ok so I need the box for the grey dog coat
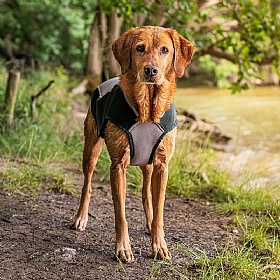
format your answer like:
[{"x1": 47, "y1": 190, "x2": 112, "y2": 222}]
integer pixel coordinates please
[{"x1": 91, "y1": 77, "x2": 178, "y2": 166}]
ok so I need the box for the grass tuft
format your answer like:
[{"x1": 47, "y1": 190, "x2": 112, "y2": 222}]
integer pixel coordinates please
[
  {"x1": 0, "y1": 162, "x2": 75, "y2": 195},
  {"x1": 182, "y1": 244, "x2": 263, "y2": 279}
]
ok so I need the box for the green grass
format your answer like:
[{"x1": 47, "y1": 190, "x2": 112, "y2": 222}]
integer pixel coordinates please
[
  {"x1": 167, "y1": 137, "x2": 234, "y2": 201},
  {"x1": 0, "y1": 161, "x2": 75, "y2": 195},
  {"x1": 178, "y1": 243, "x2": 278, "y2": 279}
]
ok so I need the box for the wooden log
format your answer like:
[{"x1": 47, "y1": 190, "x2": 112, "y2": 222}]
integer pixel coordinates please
[
  {"x1": 4, "y1": 70, "x2": 20, "y2": 127},
  {"x1": 177, "y1": 108, "x2": 232, "y2": 151}
]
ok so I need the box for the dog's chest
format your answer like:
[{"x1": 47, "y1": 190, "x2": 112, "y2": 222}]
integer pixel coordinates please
[{"x1": 91, "y1": 78, "x2": 177, "y2": 166}]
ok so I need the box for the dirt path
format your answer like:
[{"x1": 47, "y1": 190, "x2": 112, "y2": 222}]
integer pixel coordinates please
[{"x1": 0, "y1": 168, "x2": 234, "y2": 280}]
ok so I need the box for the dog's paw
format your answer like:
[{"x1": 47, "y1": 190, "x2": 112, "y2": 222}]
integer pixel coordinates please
[
  {"x1": 153, "y1": 247, "x2": 171, "y2": 260},
  {"x1": 71, "y1": 215, "x2": 88, "y2": 231},
  {"x1": 116, "y1": 243, "x2": 134, "y2": 263},
  {"x1": 152, "y1": 240, "x2": 171, "y2": 260},
  {"x1": 116, "y1": 249, "x2": 134, "y2": 263}
]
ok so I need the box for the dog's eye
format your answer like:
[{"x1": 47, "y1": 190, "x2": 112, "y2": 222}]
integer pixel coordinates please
[
  {"x1": 161, "y1": 47, "x2": 169, "y2": 54},
  {"x1": 136, "y1": 45, "x2": 145, "y2": 52}
]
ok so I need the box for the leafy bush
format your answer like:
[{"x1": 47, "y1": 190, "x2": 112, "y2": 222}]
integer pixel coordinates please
[{"x1": 0, "y1": 0, "x2": 96, "y2": 72}]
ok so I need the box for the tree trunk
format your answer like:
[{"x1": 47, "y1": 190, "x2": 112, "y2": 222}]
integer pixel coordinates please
[
  {"x1": 85, "y1": 9, "x2": 105, "y2": 92},
  {"x1": 5, "y1": 70, "x2": 20, "y2": 127},
  {"x1": 71, "y1": 10, "x2": 121, "y2": 94},
  {"x1": 107, "y1": 12, "x2": 121, "y2": 78}
]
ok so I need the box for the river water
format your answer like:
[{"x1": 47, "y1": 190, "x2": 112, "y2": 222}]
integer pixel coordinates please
[{"x1": 174, "y1": 86, "x2": 280, "y2": 188}]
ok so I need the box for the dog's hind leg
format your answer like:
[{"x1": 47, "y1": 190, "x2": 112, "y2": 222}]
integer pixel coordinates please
[
  {"x1": 140, "y1": 165, "x2": 153, "y2": 234},
  {"x1": 72, "y1": 108, "x2": 104, "y2": 231}
]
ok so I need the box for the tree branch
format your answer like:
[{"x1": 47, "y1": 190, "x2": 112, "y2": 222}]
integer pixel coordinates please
[
  {"x1": 200, "y1": 45, "x2": 275, "y2": 65},
  {"x1": 30, "y1": 80, "x2": 54, "y2": 120},
  {"x1": 201, "y1": 45, "x2": 236, "y2": 63}
]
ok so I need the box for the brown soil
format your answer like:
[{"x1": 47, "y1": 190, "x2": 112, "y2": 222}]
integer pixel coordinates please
[{"x1": 0, "y1": 167, "x2": 235, "y2": 280}]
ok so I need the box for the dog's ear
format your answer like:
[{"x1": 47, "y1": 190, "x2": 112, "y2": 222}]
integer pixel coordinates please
[
  {"x1": 169, "y1": 30, "x2": 195, "y2": 78},
  {"x1": 112, "y1": 30, "x2": 136, "y2": 74}
]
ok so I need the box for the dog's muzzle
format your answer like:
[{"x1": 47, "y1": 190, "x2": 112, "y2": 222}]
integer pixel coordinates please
[
  {"x1": 144, "y1": 65, "x2": 159, "y2": 83},
  {"x1": 144, "y1": 65, "x2": 158, "y2": 77}
]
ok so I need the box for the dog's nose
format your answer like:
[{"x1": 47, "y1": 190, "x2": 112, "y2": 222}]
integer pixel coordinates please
[{"x1": 144, "y1": 65, "x2": 158, "y2": 77}]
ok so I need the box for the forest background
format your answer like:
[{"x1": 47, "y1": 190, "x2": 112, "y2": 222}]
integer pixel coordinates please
[{"x1": 0, "y1": 0, "x2": 279, "y2": 92}]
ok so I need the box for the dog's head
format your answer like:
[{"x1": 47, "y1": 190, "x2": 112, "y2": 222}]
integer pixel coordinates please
[{"x1": 112, "y1": 26, "x2": 195, "y2": 85}]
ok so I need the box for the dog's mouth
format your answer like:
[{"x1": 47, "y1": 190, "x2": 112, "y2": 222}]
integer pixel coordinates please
[
  {"x1": 142, "y1": 76, "x2": 165, "y2": 85},
  {"x1": 143, "y1": 77, "x2": 158, "y2": 84}
]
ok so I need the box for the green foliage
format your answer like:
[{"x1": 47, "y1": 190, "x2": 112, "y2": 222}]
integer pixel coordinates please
[
  {"x1": 99, "y1": 0, "x2": 197, "y2": 29},
  {"x1": 100, "y1": 0, "x2": 146, "y2": 24},
  {"x1": 0, "y1": 67, "x2": 83, "y2": 163},
  {"x1": 0, "y1": 0, "x2": 96, "y2": 71},
  {"x1": 192, "y1": 0, "x2": 280, "y2": 92},
  {"x1": 199, "y1": 55, "x2": 240, "y2": 88},
  {"x1": 112, "y1": 0, "x2": 280, "y2": 92},
  {"x1": 1, "y1": 1, "x2": 279, "y2": 90}
]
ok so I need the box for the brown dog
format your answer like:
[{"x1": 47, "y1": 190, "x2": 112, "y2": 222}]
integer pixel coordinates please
[{"x1": 72, "y1": 26, "x2": 194, "y2": 262}]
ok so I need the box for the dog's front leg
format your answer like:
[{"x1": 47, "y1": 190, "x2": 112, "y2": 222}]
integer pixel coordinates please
[
  {"x1": 72, "y1": 110, "x2": 104, "y2": 231},
  {"x1": 150, "y1": 129, "x2": 176, "y2": 260},
  {"x1": 110, "y1": 161, "x2": 134, "y2": 263},
  {"x1": 151, "y1": 163, "x2": 171, "y2": 260},
  {"x1": 105, "y1": 122, "x2": 134, "y2": 263}
]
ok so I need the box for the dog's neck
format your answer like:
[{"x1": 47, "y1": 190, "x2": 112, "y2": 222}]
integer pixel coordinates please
[{"x1": 120, "y1": 75, "x2": 176, "y2": 123}]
